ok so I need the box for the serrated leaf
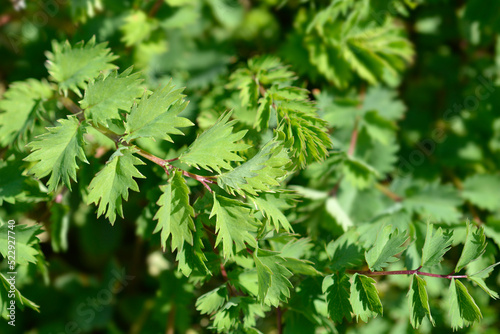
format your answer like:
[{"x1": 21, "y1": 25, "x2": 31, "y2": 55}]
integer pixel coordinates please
[
  {"x1": 323, "y1": 273, "x2": 353, "y2": 323},
  {"x1": 210, "y1": 194, "x2": 260, "y2": 258},
  {"x1": 448, "y1": 279, "x2": 482, "y2": 330},
  {"x1": 255, "y1": 91, "x2": 273, "y2": 131},
  {"x1": 46, "y1": 37, "x2": 118, "y2": 96},
  {"x1": 180, "y1": 112, "x2": 250, "y2": 173},
  {"x1": 350, "y1": 273, "x2": 383, "y2": 322},
  {"x1": 87, "y1": 147, "x2": 145, "y2": 224},
  {"x1": 421, "y1": 223, "x2": 453, "y2": 268},
  {"x1": 153, "y1": 170, "x2": 195, "y2": 252},
  {"x1": 0, "y1": 159, "x2": 28, "y2": 205},
  {"x1": 218, "y1": 138, "x2": 290, "y2": 196},
  {"x1": 254, "y1": 249, "x2": 293, "y2": 307},
  {"x1": 0, "y1": 222, "x2": 42, "y2": 265},
  {"x1": 408, "y1": 274, "x2": 434, "y2": 329},
  {"x1": 342, "y1": 156, "x2": 378, "y2": 189},
  {"x1": 176, "y1": 217, "x2": 211, "y2": 277},
  {"x1": 123, "y1": 82, "x2": 193, "y2": 143},
  {"x1": 326, "y1": 231, "x2": 365, "y2": 271},
  {"x1": 455, "y1": 222, "x2": 486, "y2": 273},
  {"x1": 365, "y1": 225, "x2": 408, "y2": 271},
  {"x1": 196, "y1": 286, "x2": 228, "y2": 315},
  {"x1": 24, "y1": 116, "x2": 88, "y2": 192},
  {"x1": 0, "y1": 273, "x2": 39, "y2": 313},
  {"x1": 325, "y1": 196, "x2": 354, "y2": 231},
  {"x1": 0, "y1": 79, "x2": 53, "y2": 146},
  {"x1": 80, "y1": 68, "x2": 144, "y2": 126},
  {"x1": 469, "y1": 262, "x2": 500, "y2": 299},
  {"x1": 462, "y1": 174, "x2": 500, "y2": 211},
  {"x1": 249, "y1": 191, "x2": 296, "y2": 232}
]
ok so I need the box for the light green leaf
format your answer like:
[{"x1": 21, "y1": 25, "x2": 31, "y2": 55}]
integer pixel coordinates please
[
  {"x1": 25, "y1": 116, "x2": 88, "y2": 192},
  {"x1": 180, "y1": 112, "x2": 250, "y2": 173},
  {"x1": 455, "y1": 222, "x2": 486, "y2": 273},
  {"x1": 448, "y1": 279, "x2": 482, "y2": 330},
  {"x1": 468, "y1": 262, "x2": 500, "y2": 299},
  {"x1": 217, "y1": 138, "x2": 290, "y2": 196},
  {"x1": 404, "y1": 182, "x2": 462, "y2": 224},
  {"x1": 462, "y1": 174, "x2": 500, "y2": 211},
  {"x1": 196, "y1": 286, "x2": 228, "y2": 315},
  {"x1": 362, "y1": 110, "x2": 397, "y2": 145},
  {"x1": 121, "y1": 10, "x2": 157, "y2": 46},
  {"x1": 46, "y1": 37, "x2": 118, "y2": 96},
  {"x1": 365, "y1": 225, "x2": 408, "y2": 271},
  {"x1": 362, "y1": 87, "x2": 406, "y2": 121},
  {"x1": 123, "y1": 82, "x2": 193, "y2": 143},
  {"x1": 323, "y1": 272, "x2": 353, "y2": 323},
  {"x1": 87, "y1": 147, "x2": 145, "y2": 224},
  {"x1": 0, "y1": 79, "x2": 53, "y2": 146},
  {"x1": 350, "y1": 273, "x2": 383, "y2": 322},
  {"x1": 249, "y1": 191, "x2": 296, "y2": 232},
  {"x1": 80, "y1": 68, "x2": 144, "y2": 126},
  {"x1": 421, "y1": 223, "x2": 453, "y2": 268},
  {"x1": 254, "y1": 249, "x2": 293, "y2": 307},
  {"x1": 325, "y1": 196, "x2": 354, "y2": 231},
  {"x1": 210, "y1": 194, "x2": 260, "y2": 258},
  {"x1": 326, "y1": 231, "x2": 365, "y2": 271},
  {"x1": 342, "y1": 156, "x2": 379, "y2": 189},
  {"x1": 0, "y1": 273, "x2": 39, "y2": 313},
  {"x1": 408, "y1": 274, "x2": 434, "y2": 329},
  {"x1": 0, "y1": 222, "x2": 42, "y2": 265},
  {"x1": 153, "y1": 170, "x2": 195, "y2": 252}
]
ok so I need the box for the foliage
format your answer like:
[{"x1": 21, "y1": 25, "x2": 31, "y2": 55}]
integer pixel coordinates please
[{"x1": 0, "y1": 0, "x2": 499, "y2": 333}]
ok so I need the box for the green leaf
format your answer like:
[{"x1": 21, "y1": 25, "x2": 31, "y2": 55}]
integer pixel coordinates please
[
  {"x1": 180, "y1": 112, "x2": 250, "y2": 173},
  {"x1": 217, "y1": 138, "x2": 290, "y2": 196},
  {"x1": 254, "y1": 249, "x2": 293, "y2": 307},
  {"x1": 80, "y1": 68, "x2": 144, "y2": 126},
  {"x1": 342, "y1": 155, "x2": 379, "y2": 189},
  {"x1": 153, "y1": 170, "x2": 195, "y2": 252},
  {"x1": 461, "y1": 174, "x2": 500, "y2": 211},
  {"x1": 421, "y1": 223, "x2": 453, "y2": 268},
  {"x1": 362, "y1": 110, "x2": 397, "y2": 145},
  {"x1": 0, "y1": 79, "x2": 53, "y2": 146},
  {"x1": 196, "y1": 286, "x2": 228, "y2": 315},
  {"x1": 121, "y1": 10, "x2": 157, "y2": 46},
  {"x1": 468, "y1": 262, "x2": 500, "y2": 299},
  {"x1": 0, "y1": 159, "x2": 29, "y2": 205},
  {"x1": 46, "y1": 37, "x2": 118, "y2": 96},
  {"x1": 176, "y1": 217, "x2": 211, "y2": 277},
  {"x1": 0, "y1": 222, "x2": 42, "y2": 265},
  {"x1": 325, "y1": 197, "x2": 354, "y2": 231},
  {"x1": 448, "y1": 279, "x2": 482, "y2": 330},
  {"x1": 249, "y1": 191, "x2": 296, "y2": 232},
  {"x1": 322, "y1": 272, "x2": 353, "y2": 323},
  {"x1": 365, "y1": 225, "x2": 408, "y2": 271},
  {"x1": 0, "y1": 273, "x2": 39, "y2": 313},
  {"x1": 24, "y1": 116, "x2": 88, "y2": 192},
  {"x1": 123, "y1": 82, "x2": 193, "y2": 143},
  {"x1": 350, "y1": 273, "x2": 383, "y2": 322},
  {"x1": 326, "y1": 231, "x2": 365, "y2": 271},
  {"x1": 362, "y1": 87, "x2": 406, "y2": 121},
  {"x1": 408, "y1": 274, "x2": 434, "y2": 329},
  {"x1": 87, "y1": 147, "x2": 145, "y2": 224},
  {"x1": 210, "y1": 194, "x2": 260, "y2": 258},
  {"x1": 404, "y1": 182, "x2": 462, "y2": 224},
  {"x1": 455, "y1": 222, "x2": 486, "y2": 273}
]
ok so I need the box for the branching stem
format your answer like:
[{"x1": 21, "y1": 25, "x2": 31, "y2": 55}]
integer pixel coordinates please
[{"x1": 347, "y1": 269, "x2": 468, "y2": 280}]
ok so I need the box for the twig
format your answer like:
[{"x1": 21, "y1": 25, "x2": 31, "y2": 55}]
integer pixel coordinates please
[
  {"x1": 347, "y1": 269, "x2": 468, "y2": 280},
  {"x1": 375, "y1": 183, "x2": 403, "y2": 202}
]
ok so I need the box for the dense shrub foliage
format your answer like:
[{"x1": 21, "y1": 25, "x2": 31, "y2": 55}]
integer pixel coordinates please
[{"x1": 0, "y1": 0, "x2": 499, "y2": 333}]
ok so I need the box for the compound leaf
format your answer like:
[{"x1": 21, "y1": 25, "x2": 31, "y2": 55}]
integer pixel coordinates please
[
  {"x1": 421, "y1": 223, "x2": 453, "y2": 268},
  {"x1": 124, "y1": 81, "x2": 193, "y2": 143},
  {"x1": 80, "y1": 67, "x2": 144, "y2": 126},
  {"x1": 365, "y1": 225, "x2": 408, "y2": 271},
  {"x1": 25, "y1": 116, "x2": 88, "y2": 192},
  {"x1": 254, "y1": 249, "x2": 293, "y2": 307},
  {"x1": 87, "y1": 147, "x2": 145, "y2": 224},
  {"x1": 180, "y1": 112, "x2": 250, "y2": 173},
  {"x1": 408, "y1": 274, "x2": 434, "y2": 329},
  {"x1": 46, "y1": 37, "x2": 118, "y2": 96},
  {"x1": 210, "y1": 194, "x2": 260, "y2": 258},
  {"x1": 153, "y1": 170, "x2": 195, "y2": 252},
  {"x1": 455, "y1": 222, "x2": 486, "y2": 273}
]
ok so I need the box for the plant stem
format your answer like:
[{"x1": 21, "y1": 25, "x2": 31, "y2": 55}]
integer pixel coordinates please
[
  {"x1": 347, "y1": 269, "x2": 468, "y2": 280},
  {"x1": 375, "y1": 183, "x2": 403, "y2": 202},
  {"x1": 277, "y1": 306, "x2": 283, "y2": 334}
]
